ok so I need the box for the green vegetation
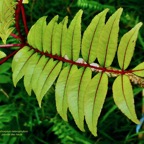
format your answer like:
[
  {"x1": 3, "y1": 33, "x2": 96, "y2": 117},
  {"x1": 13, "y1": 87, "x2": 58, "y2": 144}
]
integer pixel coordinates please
[{"x1": 0, "y1": 0, "x2": 144, "y2": 143}]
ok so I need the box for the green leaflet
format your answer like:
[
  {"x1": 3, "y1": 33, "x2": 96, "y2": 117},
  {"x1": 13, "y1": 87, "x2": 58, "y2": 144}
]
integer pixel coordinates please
[
  {"x1": 35, "y1": 59, "x2": 62, "y2": 107},
  {"x1": 0, "y1": 26, "x2": 14, "y2": 44},
  {"x1": 0, "y1": 51, "x2": 6, "y2": 59},
  {"x1": 43, "y1": 16, "x2": 59, "y2": 53},
  {"x1": 81, "y1": 9, "x2": 109, "y2": 64},
  {"x1": 117, "y1": 22, "x2": 142, "y2": 70},
  {"x1": 132, "y1": 62, "x2": 144, "y2": 77},
  {"x1": 55, "y1": 65, "x2": 78, "y2": 121},
  {"x1": 12, "y1": 46, "x2": 34, "y2": 86},
  {"x1": 66, "y1": 10, "x2": 83, "y2": 61},
  {"x1": 112, "y1": 75, "x2": 139, "y2": 124},
  {"x1": 97, "y1": 8, "x2": 123, "y2": 67},
  {"x1": 32, "y1": 55, "x2": 49, "y2": 93},
  {"x1": 24, "y1": 53, "x2": 41, "y2": 95},
  {"x1": 12, "y1": 46, "x2": 30, "y2": 71},
  {"x1": 84, "y1": 73, "x2": 108, "y2": 136},
  {"x1": 52, "y1": 16, "x2": 68, "y2": 57},
  {"x1": 27, "y1": 16, "x2": 47, "y2": 51},
  {"x1": 66, "y1": 67, "x2": 92, "y2": 131}
]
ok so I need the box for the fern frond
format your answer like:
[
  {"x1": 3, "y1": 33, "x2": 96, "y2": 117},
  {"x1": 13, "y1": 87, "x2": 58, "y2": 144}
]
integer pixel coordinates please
[
  {"x1": 0, "y1": 0, "x2": 16, "y2": 44},
  {"x1": 77, "y1": 0, "x2": 115, "y2": 13},
  {"x1": 50, "y1": 116, "x2": 93, "y2": 144},
  {"x1": 12, "y1": 8, "x2": 143, "y2": 136}
]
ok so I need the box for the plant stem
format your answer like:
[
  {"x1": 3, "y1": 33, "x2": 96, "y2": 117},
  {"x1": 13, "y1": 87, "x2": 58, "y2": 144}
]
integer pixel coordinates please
[
  {"x1": 10, "y1": 33, "x2": 21, "y2": 40},
  {"x1": 0, "y1": 43, "x2": 26, "y2": 65},
  {"x1": 0, "y1": 44, "x2": 22, "y2": 48},
  {"x1": 15, "y1": 0, "x2": 25, "y2": 42},
  {"x1": 32, "y1": 47, "x2": 124, "y2": 75},
  {"x1": 28, "y1": 46, "x2": 144, "y2": 87},
  {"x1": 21, "y1": 4, "x2": 29, "y2": 35},
  {"x1": 0, "y1": 49, "x2": 20, "y2": 64}
]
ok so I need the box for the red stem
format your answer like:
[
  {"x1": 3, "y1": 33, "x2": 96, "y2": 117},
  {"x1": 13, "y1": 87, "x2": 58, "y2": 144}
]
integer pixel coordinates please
[
  {"x1": 21, "y1": 4, "x2": 29, "y2": 35},
  {"x1": 0, "y1": 49, "x2": 20, "y2": 64},
  {"x1": 31, "y1": 47, "x2": 133, "y2": 75},
  {"x1": 15, "y1": 0, "x2": 24, "y2": 42},
  {"x1": 10, "y1": 33, "x2": 21, "y2": 40}
]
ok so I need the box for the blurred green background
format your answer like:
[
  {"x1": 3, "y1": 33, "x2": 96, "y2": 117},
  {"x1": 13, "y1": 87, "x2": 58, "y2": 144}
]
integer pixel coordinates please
[{"x1": 0, "y1": 0, "x2": 144, "y2": 143}]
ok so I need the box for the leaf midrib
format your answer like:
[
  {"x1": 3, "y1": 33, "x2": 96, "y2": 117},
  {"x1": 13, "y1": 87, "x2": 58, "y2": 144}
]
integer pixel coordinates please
[
  {"x1": 103, "y1": 18, "x2": 116, "y2": 67},
  {"x1": 62, "y1": 65, "x2": 72, "y2": 115},
  {"x1": 121, "y1": 75, "x2": 133, "y2": 118},
  {"x1": 122, "y1": 29, "x2": 137, "y2": 70},
  {"x1": 92, "y1": 73, "x2": 103, "y2": 126},
  {"x1": 87, "y1": 18, "x2": 101, "y2": 63},
  {"x1": 77, "y1": 68, "x2": 85, "y2": 123},
  {"x1": 39, "y1": 60, "x2": 60, "y2": 97}
]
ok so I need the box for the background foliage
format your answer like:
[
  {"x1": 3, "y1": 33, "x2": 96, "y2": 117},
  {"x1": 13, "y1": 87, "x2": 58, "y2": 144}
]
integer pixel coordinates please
[{"x1": 0, "y1": 0, "x2": 144, "y2": 143}]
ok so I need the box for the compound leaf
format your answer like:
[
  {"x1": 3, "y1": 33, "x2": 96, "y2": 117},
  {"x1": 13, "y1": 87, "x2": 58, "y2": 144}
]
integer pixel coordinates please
[{"x1": 11, "y1": 8, "x2": 142, "y2": 137}]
